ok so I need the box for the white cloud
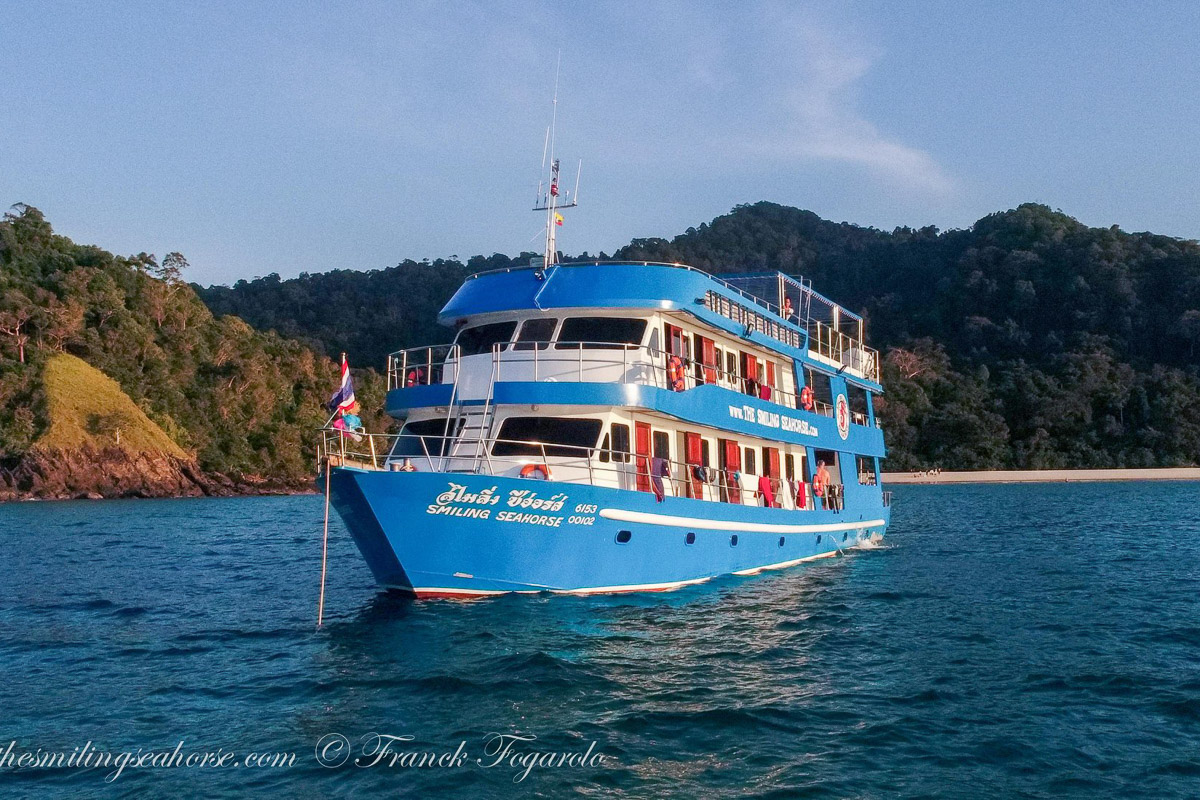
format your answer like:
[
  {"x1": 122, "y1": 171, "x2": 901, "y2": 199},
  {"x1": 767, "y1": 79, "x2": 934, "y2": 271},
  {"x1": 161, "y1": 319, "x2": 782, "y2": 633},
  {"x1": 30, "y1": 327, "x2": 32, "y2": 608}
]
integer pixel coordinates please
[{"x1": 747, "y1": 21, "x2": 955, "y2": 195}]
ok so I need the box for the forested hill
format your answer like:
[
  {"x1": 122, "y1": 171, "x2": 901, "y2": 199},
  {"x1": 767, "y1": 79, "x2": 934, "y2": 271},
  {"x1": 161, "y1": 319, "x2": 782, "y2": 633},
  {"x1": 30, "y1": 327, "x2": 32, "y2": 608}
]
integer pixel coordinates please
[
  {"x1": 199, "y1": 201, "x2": 1200, "y2": 470},
  {"x1": 0, "y1": 205, "x2": 386, "y2": 497},
  {"x1": 197, "y1": 253, "x2": 533, "y2": 368}
]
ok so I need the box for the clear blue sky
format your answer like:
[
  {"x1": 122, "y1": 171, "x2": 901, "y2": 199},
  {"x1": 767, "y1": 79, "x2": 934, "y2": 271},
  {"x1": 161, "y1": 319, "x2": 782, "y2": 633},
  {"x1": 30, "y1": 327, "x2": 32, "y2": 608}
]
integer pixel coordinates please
[{"x1": 4, "y1": 1, "x2": 1199, "y2": 285}]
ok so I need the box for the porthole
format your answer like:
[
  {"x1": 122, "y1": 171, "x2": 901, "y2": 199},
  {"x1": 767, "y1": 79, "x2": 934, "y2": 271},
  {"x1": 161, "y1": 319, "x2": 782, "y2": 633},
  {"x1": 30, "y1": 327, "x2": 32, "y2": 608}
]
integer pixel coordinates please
[
  {"x1": 616, "y1": 530, "x2": 632, "y2": 544},
  {"x1": 778, "y1": 536, "x2": 785, "y2": 547},
  {"x1": 842, "y1": 532, "x2": 848, "y2": 542},
  {"x1": 685, "y1": 532, "x2": 696, "y2": 545},
  {"x1": 816, "y1": 534, "x2": 822, "y2": 544},
  {"x1": 730, "y1": 534, "x2": 739, "y2": 547}
]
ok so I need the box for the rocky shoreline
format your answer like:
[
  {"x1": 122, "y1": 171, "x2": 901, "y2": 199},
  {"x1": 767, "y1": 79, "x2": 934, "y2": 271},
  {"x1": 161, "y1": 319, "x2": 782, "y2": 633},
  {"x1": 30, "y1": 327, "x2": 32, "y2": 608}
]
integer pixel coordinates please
[{"x1": 0, "y1": 446, "x2": 313, "y2": 502}]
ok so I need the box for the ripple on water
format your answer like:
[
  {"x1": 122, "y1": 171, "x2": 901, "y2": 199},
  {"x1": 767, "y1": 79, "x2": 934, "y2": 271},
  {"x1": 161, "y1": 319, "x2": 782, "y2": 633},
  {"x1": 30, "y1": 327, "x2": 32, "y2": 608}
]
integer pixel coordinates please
[{"x1": 1, "y1": 484, "x2": 1200, "y2": 798}]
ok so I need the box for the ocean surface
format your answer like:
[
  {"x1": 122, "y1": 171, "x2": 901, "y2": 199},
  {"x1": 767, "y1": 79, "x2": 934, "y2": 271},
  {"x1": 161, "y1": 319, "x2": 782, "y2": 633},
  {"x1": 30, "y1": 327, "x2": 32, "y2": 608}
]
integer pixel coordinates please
[{"x1": 2, "y1": 483, "x2": 1200, "y2": 798}]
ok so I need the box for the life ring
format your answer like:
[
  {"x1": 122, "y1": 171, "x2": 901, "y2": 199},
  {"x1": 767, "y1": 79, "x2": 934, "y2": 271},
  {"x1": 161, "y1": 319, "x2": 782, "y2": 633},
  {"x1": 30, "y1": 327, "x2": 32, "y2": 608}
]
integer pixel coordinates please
[
  {"x1": 667, "y1": 355, "x2": 685, "y2": 392},
  {"x1": 800, "y1": 385, "x2": 814, "y2": 411},
  {"x1": 520, "y1": 463, "x2": 552, "y2": 480}
]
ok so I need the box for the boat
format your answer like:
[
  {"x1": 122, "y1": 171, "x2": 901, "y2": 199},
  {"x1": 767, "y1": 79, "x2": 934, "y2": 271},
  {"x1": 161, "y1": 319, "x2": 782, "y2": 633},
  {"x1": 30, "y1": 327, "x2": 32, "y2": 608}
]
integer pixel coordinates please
[{"x1": 318, "y1": 144, "x2": 891, "y2": 598}]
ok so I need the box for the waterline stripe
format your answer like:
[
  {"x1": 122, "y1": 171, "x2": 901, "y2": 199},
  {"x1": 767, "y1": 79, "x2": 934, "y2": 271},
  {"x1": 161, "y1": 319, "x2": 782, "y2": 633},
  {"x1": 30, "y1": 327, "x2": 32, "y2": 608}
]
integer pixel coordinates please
[{"x1": 598, "y1": 509, "x2": 886, "y2": 534}]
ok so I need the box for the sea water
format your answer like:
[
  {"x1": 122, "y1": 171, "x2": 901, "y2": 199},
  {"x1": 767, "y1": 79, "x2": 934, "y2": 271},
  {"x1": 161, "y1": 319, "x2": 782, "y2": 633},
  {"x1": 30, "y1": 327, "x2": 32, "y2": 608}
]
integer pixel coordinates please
[{"x1": 1, "y1": 483, "x2": 1199, "y2": 797}]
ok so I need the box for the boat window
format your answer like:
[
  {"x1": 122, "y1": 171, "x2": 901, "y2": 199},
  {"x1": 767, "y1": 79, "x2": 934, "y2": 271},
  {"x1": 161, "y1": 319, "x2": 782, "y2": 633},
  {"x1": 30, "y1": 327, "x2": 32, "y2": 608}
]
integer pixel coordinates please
[
  {"x1": 598, "y1": 433, "x2": 611, "y2": 463},
  {"x1": 652, "y1": 431, "x2": 670, "y2": 461},
  {"x1": 726, "y1": 351, "x2": 738, "y2": 384},
  {"x1": 856, "y1": 455, "x2": 878, "y2": 485},
  {"x1": 700, "y1": 439, "x2": 711, "y2": 468},
  {"x1": 556, "y1": 317, "x2": 648, "y2": 350},
  {"x1": 847, "y1": 384, "x2": 870, "y2": 425},
  {"x1": 743, "y1": 447, "x2": 756, "y2": 475},
  {"x1": 804, "y1": 367, "x2": 834, "y2": 410},
  {"x1": 813, "y1": 449, "x2": 841, "y2": 484},
  {"x1": 610, "y1": 423, "x2": 631, "y2": 463},
  {"x1": 491, "y1": 417, "x2": 604, "y2": 458},
  {"x1": 513, "y1": 318, "x2": 557, "y2": 351},
  {"x1": 785, "y1": 453, "x2": 795, "y2": 481},
  {"x1": 456, "y1": 321, "x2": 517, "y2": 356},
  {"x1": 395, "y1": 417, "x2": 466, "y2": 458}
]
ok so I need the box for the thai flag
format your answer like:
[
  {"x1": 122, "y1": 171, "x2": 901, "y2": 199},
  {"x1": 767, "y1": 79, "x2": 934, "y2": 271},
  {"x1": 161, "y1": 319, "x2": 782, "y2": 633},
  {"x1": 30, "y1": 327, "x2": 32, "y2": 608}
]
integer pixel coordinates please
[{"x1": 327, "y1": 354, "x2": 355, "y2": 412}]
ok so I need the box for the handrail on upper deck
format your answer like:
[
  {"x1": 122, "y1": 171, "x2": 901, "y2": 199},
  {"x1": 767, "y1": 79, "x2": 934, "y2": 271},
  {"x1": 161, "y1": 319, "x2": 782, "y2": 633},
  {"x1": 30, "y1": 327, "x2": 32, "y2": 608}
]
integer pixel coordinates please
[{"x1": 384, "y1": 339, "x2": 893, "y2": 429}]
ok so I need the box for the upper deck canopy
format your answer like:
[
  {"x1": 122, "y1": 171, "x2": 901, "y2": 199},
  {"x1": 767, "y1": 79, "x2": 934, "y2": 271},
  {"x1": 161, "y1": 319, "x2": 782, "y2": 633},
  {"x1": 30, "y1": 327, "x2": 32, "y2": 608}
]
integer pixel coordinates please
[{"x1": 439, "y1": 261, "x2": 878, "y2": 383}]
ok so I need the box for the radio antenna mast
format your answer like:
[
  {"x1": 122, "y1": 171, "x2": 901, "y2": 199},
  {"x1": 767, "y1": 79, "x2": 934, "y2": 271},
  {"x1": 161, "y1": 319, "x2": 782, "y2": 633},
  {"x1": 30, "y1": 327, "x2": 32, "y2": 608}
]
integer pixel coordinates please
[{"x1": 532, "y1": 54, "x2": 579, "y2": 273}]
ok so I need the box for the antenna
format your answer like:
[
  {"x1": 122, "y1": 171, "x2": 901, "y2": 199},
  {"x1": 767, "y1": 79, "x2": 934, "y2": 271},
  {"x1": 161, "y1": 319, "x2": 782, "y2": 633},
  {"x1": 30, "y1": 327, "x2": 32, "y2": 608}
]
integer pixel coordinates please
[{"x1": 531, "y1": 53, "x2": 579, "y2": 272}]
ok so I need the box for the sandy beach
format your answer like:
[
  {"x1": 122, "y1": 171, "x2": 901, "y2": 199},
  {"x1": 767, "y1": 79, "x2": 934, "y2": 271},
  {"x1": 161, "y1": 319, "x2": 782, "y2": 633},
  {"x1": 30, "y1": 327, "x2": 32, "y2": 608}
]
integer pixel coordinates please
[{"x1": 883, "y1": 468, "x2": 1200, "y2": 484}]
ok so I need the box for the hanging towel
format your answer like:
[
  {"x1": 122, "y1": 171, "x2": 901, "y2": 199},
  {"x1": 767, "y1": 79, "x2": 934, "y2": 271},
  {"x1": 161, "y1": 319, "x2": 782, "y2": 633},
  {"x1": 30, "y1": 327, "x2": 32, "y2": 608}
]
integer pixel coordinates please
[
  {"x1": 793, "y1": 480, "x2": 807, "y2": 509},
  {"x1": 758, "y1": 385, "x2": 772, "y2": 401},
  {"x1": 650, "y1": 457, "x2": 668, "y2": 502},
  {"x1": 757, "y1": 475, "x2": 775, "y2": 507}
]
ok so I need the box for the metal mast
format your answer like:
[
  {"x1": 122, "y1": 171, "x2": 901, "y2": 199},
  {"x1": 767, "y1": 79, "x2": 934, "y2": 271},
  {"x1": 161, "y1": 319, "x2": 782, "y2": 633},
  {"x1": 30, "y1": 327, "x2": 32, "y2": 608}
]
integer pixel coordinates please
[{"x1": 533, "y1": 58, "x2": 579, "y2": 270}]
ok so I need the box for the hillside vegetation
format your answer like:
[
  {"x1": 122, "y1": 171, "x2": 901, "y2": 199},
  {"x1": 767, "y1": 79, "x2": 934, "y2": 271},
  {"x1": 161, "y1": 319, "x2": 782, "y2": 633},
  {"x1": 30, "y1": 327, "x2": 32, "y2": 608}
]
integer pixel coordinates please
[
  {"x1": 200, "y1": 202, "x2": 1200, "y2": 470},
  {"x1": 38, "y1": 353, "x2": 186, "y2": 457},
  {"x1": 0, "y1": 205, "x2": 386, "y2": 489}
]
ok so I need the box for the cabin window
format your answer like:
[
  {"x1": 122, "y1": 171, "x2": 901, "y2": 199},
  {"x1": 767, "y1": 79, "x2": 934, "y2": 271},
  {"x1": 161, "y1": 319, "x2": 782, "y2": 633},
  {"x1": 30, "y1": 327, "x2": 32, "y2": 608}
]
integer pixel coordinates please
[
  {"x1": 610, "y1": 423, "x2": 631, "y2": 463},
  {"x1": 726, "y1": 351, "x2": 738, "y2": 383},
  {"x1": 599, "y1": 433, "x2": 610, "y2": 463},
  {"x1": 556, "y1": 317, "x2": 647, "y2": 350},
  {"x1": 743, "y1": 447, "x2": 756, "y2": 475},
  {"x1": 785, "y1": 453, "x2": 795, "y2": 481},
  {"x1": 700, "y1": 439, "x2": 711, "y2": 468},
  {"x1": 813, "y1": 449, "x2": 841, "y2": 484},
  {"x1": 491, "y1": 417, "x2": 603, "y2": 457},
  {"x1": 847, "y1": 384, "x2": 870, "y2": 425},
  {"x1": 396, "y1": 417, "x2": 466, "y2": 458},
  {"x1": 513, "y1": 318, "x2": 557, "y2": 350},
  {"x1": 804, "y1": 367, "x2": 834, "y2": 411},
  {"x1": 665, "y1": 324, "x2": 690, "y2": 359},
  {"x1": 456, "y1": 321, "x2": 517, "y2": 356},
  {"x1": 652, "y1": 431, "x2": 670, "y2": 462},
  {"x1": 856, "y1": 455, "x2": 878, "y2": 485}
]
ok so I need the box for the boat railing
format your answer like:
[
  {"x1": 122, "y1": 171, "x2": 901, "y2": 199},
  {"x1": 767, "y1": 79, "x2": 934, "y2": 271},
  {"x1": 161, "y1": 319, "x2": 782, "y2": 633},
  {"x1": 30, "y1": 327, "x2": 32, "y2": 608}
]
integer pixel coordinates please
[
  {"x1": 387, "y1": 340, "x2": 878, "y2": 426},
  {"x1": 491, "y1": 340, "x2": 839, "y2": 418},
  {"x1": 318, "y1": 428, "x2": 836, "y2": 510},
  {"x1": 807, "y1": 320, "x2": 879, "y2": 382},
  {"x1": 387, "y1": 344, "x2": 460, "y2": 390}
]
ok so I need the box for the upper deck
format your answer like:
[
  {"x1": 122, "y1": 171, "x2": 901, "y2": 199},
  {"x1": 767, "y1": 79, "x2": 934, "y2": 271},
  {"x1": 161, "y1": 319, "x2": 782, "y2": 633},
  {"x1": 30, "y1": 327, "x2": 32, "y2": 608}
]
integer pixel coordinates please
[{"x1": 438, "y1": 261, "x2": 879, "y2": 384}]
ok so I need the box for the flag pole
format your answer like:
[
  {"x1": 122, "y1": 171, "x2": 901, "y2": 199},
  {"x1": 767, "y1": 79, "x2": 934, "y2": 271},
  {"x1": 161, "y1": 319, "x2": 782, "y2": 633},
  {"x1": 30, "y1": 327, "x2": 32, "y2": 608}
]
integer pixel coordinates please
[
  {"x1": 318, "y1": 455, "x2": 331, "y2": 627},
  {"x1": 317, "y1": 352, "x2": 345, "y2": 628}
]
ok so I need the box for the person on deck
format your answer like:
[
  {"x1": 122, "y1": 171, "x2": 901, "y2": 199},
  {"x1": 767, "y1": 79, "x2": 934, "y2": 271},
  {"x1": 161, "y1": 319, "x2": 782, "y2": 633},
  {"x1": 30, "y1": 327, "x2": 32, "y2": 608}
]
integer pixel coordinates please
[
  {"x1": 814, "y1": 459, "x2": 832, "y2": 510},
  {"x1": 339, "y1": 402, "x2": 365, "y2": 443}
]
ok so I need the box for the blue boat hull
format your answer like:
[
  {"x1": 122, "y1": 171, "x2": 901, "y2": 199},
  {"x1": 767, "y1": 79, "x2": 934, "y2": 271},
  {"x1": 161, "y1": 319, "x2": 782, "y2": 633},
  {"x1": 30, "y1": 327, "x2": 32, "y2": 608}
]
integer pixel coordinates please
[{"x1": 327, "y1": 468, "x2": 890, "y2": 597}]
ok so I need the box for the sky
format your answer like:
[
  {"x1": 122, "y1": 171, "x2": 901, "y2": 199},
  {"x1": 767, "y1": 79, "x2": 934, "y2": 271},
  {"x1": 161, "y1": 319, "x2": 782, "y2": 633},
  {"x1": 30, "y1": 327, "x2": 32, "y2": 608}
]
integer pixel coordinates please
[{"x1": 3, "y1": 1, "x2": 1199, "y2": 286}]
